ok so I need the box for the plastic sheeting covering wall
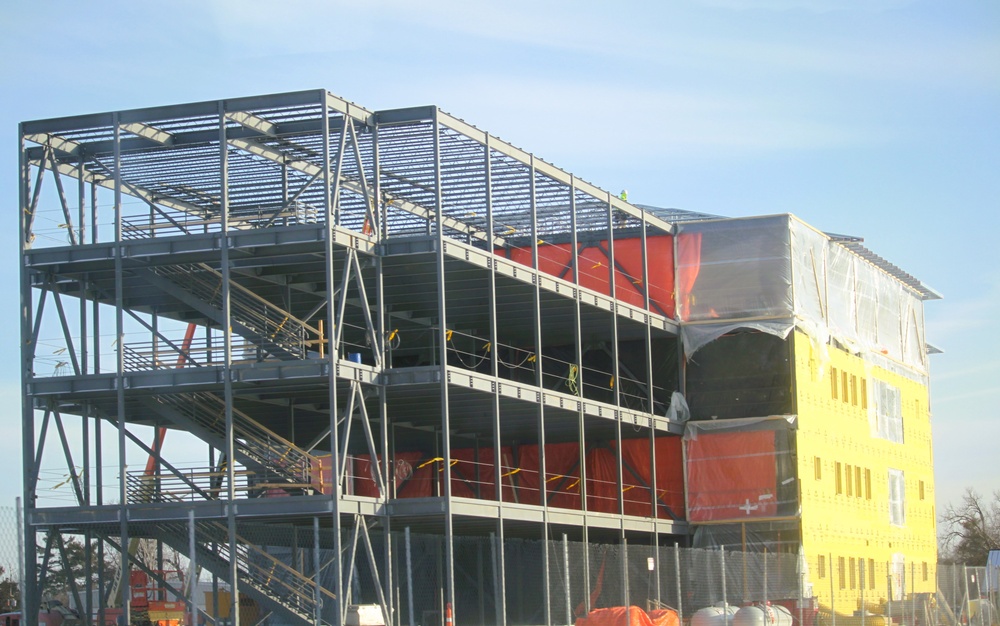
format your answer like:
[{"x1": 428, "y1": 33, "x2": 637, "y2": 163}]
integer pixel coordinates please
[
  {"x1": 348, "y1": 436, "x2": 686, "y2": 519},
  {"x1": 501, "y1": 234, "x2": 677, "y2": 318},
  {"x1": 803, "y1": 220, "x2": 928, "y2": 373},
  {"x1": 685, "y1": 417, "x2": 798, "y2": 523},
  {"x1": 676, "y1": 216, "x2": 927, "y2": 374}
]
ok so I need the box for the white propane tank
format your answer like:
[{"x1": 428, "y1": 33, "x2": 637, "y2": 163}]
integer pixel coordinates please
[
  {"x1": 692, "y1": 605, "x2": 738, "y2": 626},
  {"x1": 732, "y1": 604, "x2": 793, "y2": 626}
]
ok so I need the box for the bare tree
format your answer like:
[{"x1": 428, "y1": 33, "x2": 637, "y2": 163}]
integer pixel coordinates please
[{"x1": 940, "y1": 489, "x2": 1000, "y2": 564}]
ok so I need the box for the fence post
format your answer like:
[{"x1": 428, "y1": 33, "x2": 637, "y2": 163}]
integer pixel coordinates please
[
  {"x1": 721, "y1": 546, "x2": 728, "y2": 616},
  {"x1": 885, "y1": 562, "x2": 892, "y2": 626},
  {"x1": 976, "y1": 566, "x2": 985, "y2": 626},
  {"x1": 963, "y1": 565, "x2": 971, "y2": 626},
  {"x1": 860, "y1": 557, "x2": 865, "y2": 626},
  {"x1": 406, "y1": 527, "x2": 414, "y2": 626},
  {"x1": 16, "y1": 498, "x2": 25, "y2": 626},
  {"x1": 189, "y1": 509, "x2": 197, "y2": 626},
  {"x1": 314, "y1": 516, "x2": 321, "y2": 626},
  {"x1": 798, "y1": 559, "x2": 804, "y2": 626},
  {"x1": 623, "y1": 537, "x2": 630, "y2": 609},
  {"x1": 829, "y1": 554, "x2": 836, "y2": 626},
  {"x1": 564, "y1": 534, "x2": 571, "y2": 626},
  {"x1": 674, "y1": 544, "x2": 683, "y2": 625},
  {"x1": 763, "y1": 547, "x2": 768, "y2": 604},
  {"x1": 902, "y1": 563, "x2": 906, "y2": 626}
]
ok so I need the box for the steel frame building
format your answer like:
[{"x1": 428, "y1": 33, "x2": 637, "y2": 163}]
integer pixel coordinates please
[{"x1": 19, "y1": 90, "x2": 691, "y2": 626}]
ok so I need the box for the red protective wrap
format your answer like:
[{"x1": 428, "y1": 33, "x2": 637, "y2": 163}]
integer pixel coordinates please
[
  {"x1": 576, "y1": 607, "x2": 679, "y2": 626},
  {"x1": 349, "y1": 437, "x2": 685, "y2": 520},
  {"x1": 676, "y1": 232, "x2": 703, "y2": 321},
  {"x1": 618, "y1": 437, "x2": 685, "y2": 518},
  {"x1": 501, "y1": 235, "x2": 675, "y2": 318},
  {"x1": 685, "y1": 430, "x2": 778, "y2": 521}
]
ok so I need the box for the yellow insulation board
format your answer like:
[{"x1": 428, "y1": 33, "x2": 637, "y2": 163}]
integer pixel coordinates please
[{"x1": 792, "y1": 331, "x2": 937, "y2": 610}]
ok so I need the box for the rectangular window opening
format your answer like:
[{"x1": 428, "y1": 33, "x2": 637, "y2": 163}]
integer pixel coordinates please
[
  {"x1": 839, "y1": 556, "x2": 846, "y2": 590},
  {"x1": 849, "y1": 557, "x2": 857, "y2": 589},
  {"x1": 818, "y1": 555, "x2": 826, "y2": 579},
  {"x1": 831, "y1": 367, "x2": 839, "y2": 400},
  {"x1": 842, "y1": 371, "x2": 850, "y2": 403},
  {"x1": 846, "y1": 464, "x2": 853, "y2": 497},
  {"x1": 874, "y1": 379, "x2": 904, "y2": 443},
  {"x1": 889, "y1": 469, "x2": 906, "y2": 526},
  {"x1": 814, "y1": 456, "x2": 822, "y2": 481},
  {"x1": 865, "y1": 468, "x2": 872, "y2": 500},
  {"x1": 855, "y1": 466, "x2": 862, "y2": 498},
  {"x1": 861, "y1": 378, "x2": 868, "y2": 410},
  {"x1": 836, "y1": 462, "x2": 843, "y2": 495}
]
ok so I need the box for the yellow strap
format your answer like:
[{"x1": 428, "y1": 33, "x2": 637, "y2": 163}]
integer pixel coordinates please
[
  {"x1": 417, "y1": 457, "x2": 444, "y2": 469},
  {"x1": 445, "y1": 329, "x2": 453, "y2": 342},
  {"x1": 609, "y1": 375, "x2": 615, "y2": 389},
  {"x1": 500, "y1": 467, "x2": 522, "y2": 478}
]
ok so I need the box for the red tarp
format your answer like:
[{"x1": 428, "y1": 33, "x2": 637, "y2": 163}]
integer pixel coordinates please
[
  {"x1": 500, "y1": 235, "x2": 676, "y2": 318},
  {"x1": 344, "y1": 437, "x2": 685, "y2": 519},
  {"x1": 576, "y1": 607, "x2": 679, "y2": 626},
  {"x1": 675, "y1": 232, "x2": 703, "y2": 321},
  {"x1": 685, "y1": 430, "x2": 778, "y2": 521}
]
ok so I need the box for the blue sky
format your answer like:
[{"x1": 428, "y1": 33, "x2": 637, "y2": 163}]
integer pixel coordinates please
[{"x1": 0, "y1": 1, "x2": 997, "y2": 526}]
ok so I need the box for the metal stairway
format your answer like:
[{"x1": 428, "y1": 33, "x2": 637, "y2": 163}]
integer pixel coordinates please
[
  {"x1": 141, "y1": 391, "x2": 318, "y2": 493},
  {"x1": 139, "y1": 262, "x2": 319, "y2": 361},
  {"x1": 153, "y1": 519, "x2": 337, "y2": 626}
]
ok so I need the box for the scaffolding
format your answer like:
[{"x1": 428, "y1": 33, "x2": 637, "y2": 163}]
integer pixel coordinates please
[{"x1": 19, "y1": 90, "x2": 689, "y2": 626}]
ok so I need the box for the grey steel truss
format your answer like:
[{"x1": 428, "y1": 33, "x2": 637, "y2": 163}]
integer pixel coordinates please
[{"x1": 19, "y1": 89, "x2": 687, "y2": 626}]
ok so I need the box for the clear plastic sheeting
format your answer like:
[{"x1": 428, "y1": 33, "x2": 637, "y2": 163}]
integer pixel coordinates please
[
  {"x1": 677, "y1": 216, "x2": 928, "y2": 374},
  {"x1": 680, "y1": 320, "x2": 794, "y2": 357},
  {"x1": 676, "y1": 216, "x2": 793, "y2": 322},
  {"x1": 666, "y1": 391, "x2": 691, "y2": 423},
  {"x1": 791, "y1": 218, "x2": 928, "y2": 373}
]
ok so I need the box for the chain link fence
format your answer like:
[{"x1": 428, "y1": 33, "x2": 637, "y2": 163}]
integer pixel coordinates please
[
  {"x1": 13, "y1": 511, "x2": 1000, "y2": 626},
  {"x1": 0, "y1": 506, "x2": 20, "y2": 613}
]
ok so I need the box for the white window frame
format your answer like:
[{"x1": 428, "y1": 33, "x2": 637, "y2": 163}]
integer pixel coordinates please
[
  {"x1": 888, "y1": 468, "x2": 905, "y2": 527},
  {"x1": 872, "y1": 379, "x2": 903, "y2": 443}
]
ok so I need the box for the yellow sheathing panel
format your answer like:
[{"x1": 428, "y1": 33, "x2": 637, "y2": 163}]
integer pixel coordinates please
[{"x1": 793, "y1": 331, "x2": 936, "y2": 612}]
